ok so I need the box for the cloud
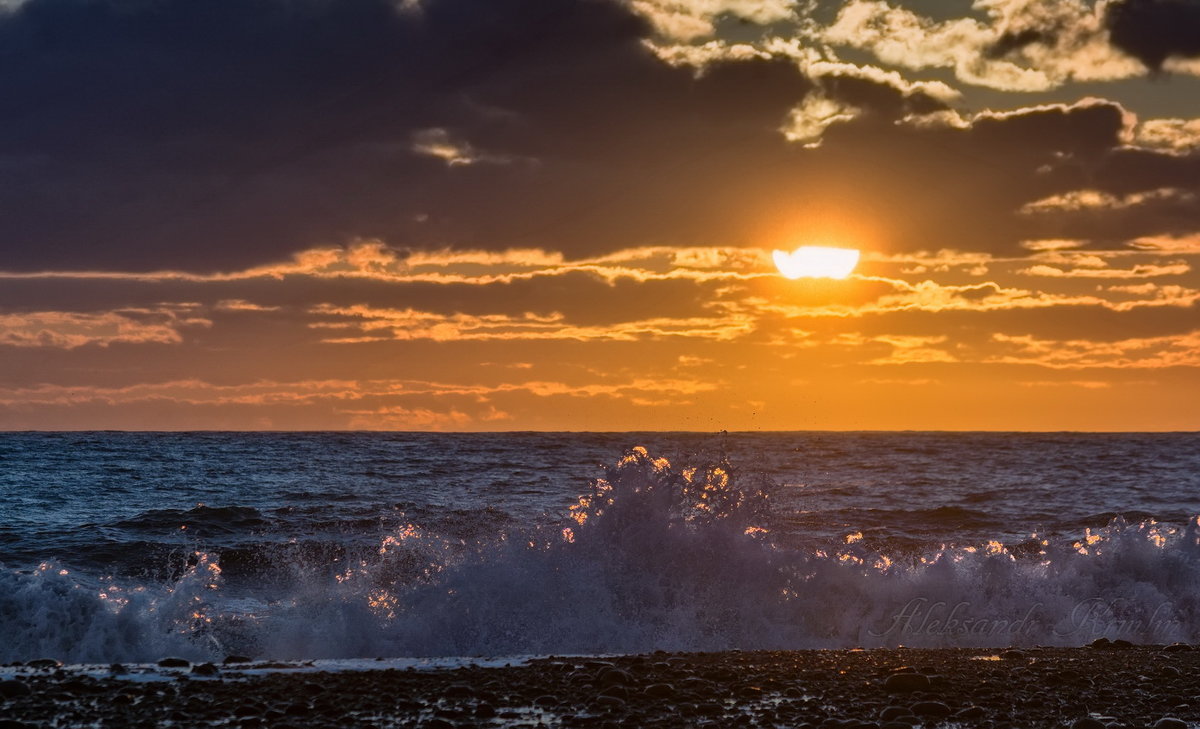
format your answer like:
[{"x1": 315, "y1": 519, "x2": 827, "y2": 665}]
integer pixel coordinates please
[
  {"x1": 824, "y1": 0, "x2": 1200, "y2": 84},
  {"x1": 2, "y1": 236, "x2": 1197, "y2": 364},
  {"x1": 1020, "y1": 239, "x2": 1087, "y2": 252},
  {"x1": 0, "y1": 373, "x2": 718, "y2": 430},
  {"x1": 1135, "y1": 117, "x2": 1200, "y2": 153},
  {"x1": 342, "y1": 405, "x2": 477, "y2": 430},
  {"x1": 630, "y1": 0, "x2": 796, "y2": 41},
  {"x1": 1, "y1": 0, "x2": 859, "y2": 272},
  {"x1": 1019, "y1": 188, "x2": 1197, "y2": 214},
  {"x1": 780, "y1": 92, "x2": 861, "y2": 147},
  {"x1": 0, "y1": 308, "x2": 209, "y2": 348},
  {"x1": 1016, "y1": 186, "x2": 1200, "y2": 244},
  {"x1": 990, "y1": 329, "x2": 1200, "y2": 368},
  {"x1": 1130, "y1": 233, "x2": 1200, "y2": 253},
  {"x1": 1106, "y1": 0, "x2": 1200, "y2": 70},
  {"x1": 410, "y1": 128, "x2": 522, "y2": 166},
  {"x1": 308, "y1": 303, "x2": 754, "y2": 342},
  {"x1": 1018, "y1": 380, "x2": 1113, "y2": 389},
  {"x1": 862, "y1": 334, "x2": 957, "y2": 365},
  {"x1": 963, "y1": 98, "x2": 1134, "y2": 157},
  {"x1": 1018, "y1": 261, "x2": 1190, "y2": 278},
  {"x1": 4, "y1": 0, "x2": 1194, "y2": 279},
  {"x1": 1094, "y1": 146, "x2": 1200, "y2": 196},
  {"x1": 822, "y1": 0, "x2": 1145, "y2": 92}
]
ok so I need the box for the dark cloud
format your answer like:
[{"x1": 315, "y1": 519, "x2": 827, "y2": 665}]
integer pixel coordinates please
[
  {"x1": 1106, "y1": 0, "x2": 1200, "y2": 70},
  {"x1": 1, "y1": 0, "x2": 1196, "y2": 275},
  {"x1": 0, "y1": 0, "x2": 815, "y2": 271},
  {"x1": 808, "y1": 99, "x2": 1138, "y2": 255},
  {"x1": 817, "y1": 73, "x2": 946, "y2": 119},
  {"x1": 984, "y1": 28, "x2": 1053, "y2": 60},
  {"x1": 967, "y1": 102, "x2": 1128, "y2": 160},
  {"x1": 1019, "y1": 188, "x2": 1200, "y2": 245},
  {"x1": 0, "y1": 269, "x2": 722, "y2": 327},
  {"x1": 851, "y1": 303, "x2": 1200, "y2": 343},
  {"x1": 1096, "y1": 148, "x2": 1200, "y2": 195}
]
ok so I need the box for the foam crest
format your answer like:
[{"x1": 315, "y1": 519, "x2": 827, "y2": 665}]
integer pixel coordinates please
[
  {"x1": 0, "y1": 554, "x2": 224, "y2": 663},
  {"x1": 3, "y1": 447, "x2": 1200, "y2": 662}
]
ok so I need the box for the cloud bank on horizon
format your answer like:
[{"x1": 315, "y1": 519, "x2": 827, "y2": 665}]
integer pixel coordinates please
[{"x1": 0, "y1": 0, "x2": 1198, "y2": 430}]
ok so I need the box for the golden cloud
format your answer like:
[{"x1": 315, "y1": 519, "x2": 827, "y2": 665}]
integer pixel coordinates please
[{"x1": 0, "y1": 308, "x2": 209, "y2": 349}]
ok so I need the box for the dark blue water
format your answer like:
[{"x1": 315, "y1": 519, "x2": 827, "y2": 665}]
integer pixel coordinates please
[{"x1": 2, "y1": 432, "x2": 1199, "y2": 662}]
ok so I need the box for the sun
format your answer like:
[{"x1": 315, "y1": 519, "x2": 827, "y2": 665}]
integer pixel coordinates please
[{"x1": 772, "y1": 246, "x2": 860, "y2": 280}]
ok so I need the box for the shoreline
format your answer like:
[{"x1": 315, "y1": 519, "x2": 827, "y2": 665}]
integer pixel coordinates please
[{"x1": 3, "y1": 644, "x2": 1197, "y2": 728}]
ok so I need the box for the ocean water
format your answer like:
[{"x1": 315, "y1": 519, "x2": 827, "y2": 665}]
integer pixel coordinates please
[{"x1": 1, "y1": 431, "x2": 1199, "y2": 663}]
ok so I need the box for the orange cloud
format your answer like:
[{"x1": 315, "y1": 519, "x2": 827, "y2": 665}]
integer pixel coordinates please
[
  {"x1": 342, "y1": 404, "x2": 477, "y2": 430},
  {"x1": 1019, "y1": 188, "x2": 1196, "y2": 215},
  {"x1": 1018, "y1": 262, "x2": 1191, "y2": 279},
  {"x1": 309, "y1": 304, "x2": 755, "y2": 342},
  {"x1": 990, "y1": 330, "x2": 1200, "y2": 369},
  {"x1": 0, "y1": 308, "x2": 209, "y2": 349}
]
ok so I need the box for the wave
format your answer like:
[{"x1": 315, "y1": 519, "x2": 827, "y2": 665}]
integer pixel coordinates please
[
  {"x1": 3, "y1": 446, "x2": 1200, "y2": 663},
  {"x1": 110, "y1": 505, "x2": 268, "y2": 535}
]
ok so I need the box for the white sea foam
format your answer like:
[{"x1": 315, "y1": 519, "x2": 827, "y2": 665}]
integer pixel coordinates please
[{"x1": 3, "y1": 447, "x2": 1199, "y2": 663}]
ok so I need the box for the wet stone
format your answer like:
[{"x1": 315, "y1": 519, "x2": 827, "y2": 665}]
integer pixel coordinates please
[
  {"x1": 442, "y1": 684, "x2": 473, "y2": 699},
  {"x1": 6, "y1": 646, "x2": 1200, "y2": 728},
  {"x1": 882, "y1": 673, "x2": 930, "y2": 693},
  {"x1": 596, "y1": 668, "x2": 631, "y2": 688},
  {"x1": 599, "y1": 684, "x2": 628, "y2": 700},
  {"x1": 0, "y1": 681, "x2": 31, "y2": 699},
  {"x1": 474, "y1": 703, "x2": 497, "y2": 718},
  {"x1": 909, "y1": 701, "x2": 950, "y2": 717},
  {"x1": 595, "y1": 695, "x2": 626, "y2": 711},
  {"x1": 879, "y1": 706, "x2": 909, "y2": 721},
  {"x1": 233, "y1": 703, "x2": 260, "y2": 717},
  {"x1": 157, "y1": 658, "x2": 190, "y2": 668},
  {"x1": 24, "y1": 659, "x2": 60, "y2": 670}
]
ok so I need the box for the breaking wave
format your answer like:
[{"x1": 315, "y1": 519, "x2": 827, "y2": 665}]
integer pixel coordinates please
[{"x1": 3, "y1": 446, "x2": 1200, "y2": 663}]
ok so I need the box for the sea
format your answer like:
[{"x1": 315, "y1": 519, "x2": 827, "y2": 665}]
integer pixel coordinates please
[{"x1": 2, "y1": 431, "x2": 1199, "y2": 664}]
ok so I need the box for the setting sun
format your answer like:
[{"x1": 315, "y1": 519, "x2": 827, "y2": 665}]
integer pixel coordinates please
[{"x1": 772, "y1": 246, "x2": 860, "y2": 279}]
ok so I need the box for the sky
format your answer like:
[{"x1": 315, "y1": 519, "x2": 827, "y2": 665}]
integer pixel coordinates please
[{"x1": 1, "y1": 0, "x2": 1198, "y2": 431}]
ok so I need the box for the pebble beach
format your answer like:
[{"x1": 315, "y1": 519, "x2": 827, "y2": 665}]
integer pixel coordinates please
[{"x1": 3, "y1": 643, "x2": 1198, "y2": 729}]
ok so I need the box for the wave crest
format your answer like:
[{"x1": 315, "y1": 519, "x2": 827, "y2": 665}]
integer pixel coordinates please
[{"x1": 4, "y1": 448, "x2": 1200, "y2": 662}]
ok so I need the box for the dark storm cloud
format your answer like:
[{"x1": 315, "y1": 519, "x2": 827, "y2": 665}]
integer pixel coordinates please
[
  {"x1": 966, "y1": 102, "x2": 1128, "y2": 160},
  {"x1": 984, "y1": 28, "x2": 1053, "y2": 60},
  {"x1": 848, "y1": 302, "x2": 1200, "y2": 344},
  {"x1": 1106, "y1": 0, "x2": 1200, "y2": 70},
  {"x1": 817, "y1": 73, "x2": 946, "y2": 119},
  {"x1": 2, "y1": 0, "x2": 1197, "y2": 275},
  {"x1": 1096, "y1": 148, "x2": 1200, "y2": 195},
  {"x1": 1025, "y1": 146, "x2": 1200, "y2": 245},
  {"x1": 1020, "y1": 188, "x2": 1200, "y2": 245},
  {"x1": 807, "y1": 99, "x2": 1144, "y2": 255},
  {"x1": 0, "y1": 0, "x2": 633, "y2": 269},
  {"x1": 0, "y1": 0, "x2": 818, "y2": 271},
  {"x1": 0, "y1": 269, "x2": 727, "y2": 334}
]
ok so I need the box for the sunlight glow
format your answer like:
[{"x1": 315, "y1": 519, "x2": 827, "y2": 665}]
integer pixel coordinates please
[{"x1": 773, "y1": 246, "x2": 860, "y2": 279}]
